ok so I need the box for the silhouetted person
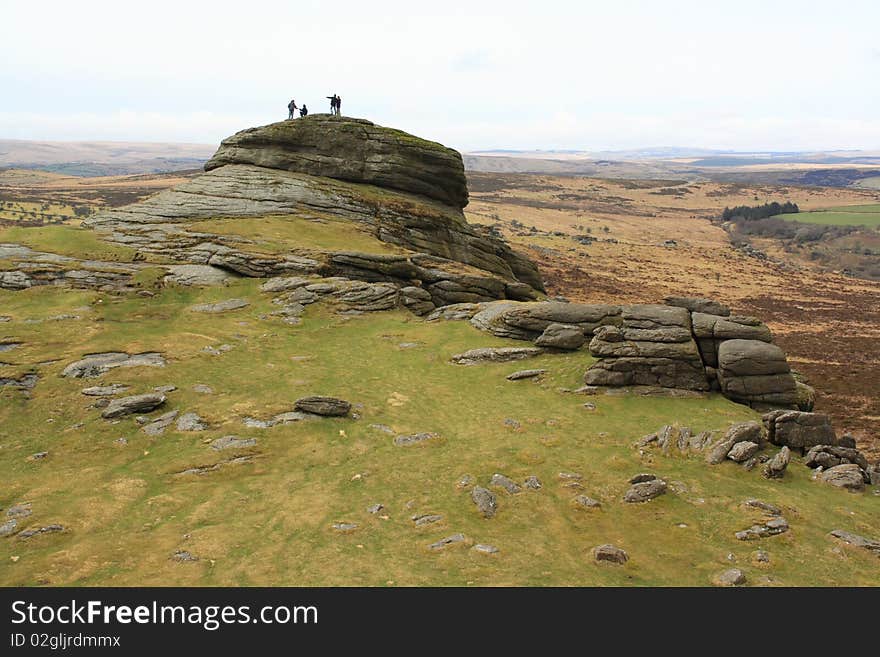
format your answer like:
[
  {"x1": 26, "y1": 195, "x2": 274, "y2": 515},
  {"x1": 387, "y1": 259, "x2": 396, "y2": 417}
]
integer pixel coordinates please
[
  {"x1": 326, "y1": 94, "x2": 339, "y2": 115},
  {"x1": 287, "y1": 99, "x2": 298, "y2": 119},
  {"x1": 299, "y1": 104, "x2": 308, "y2": 117},
  {"x1": 336, "y1": 95, "x2": 342, "y2": 116}
]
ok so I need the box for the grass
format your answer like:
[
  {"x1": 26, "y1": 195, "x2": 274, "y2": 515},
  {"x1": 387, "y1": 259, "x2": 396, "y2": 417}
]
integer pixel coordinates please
[
  {"x1": 190, "y1": 215, "x2": 402, "y2": 255},
  {"x1": 0, "y1": 225, "x2": 137, "y2": 262},
  {"x1": 0, "y1": 201, "x2": 79, "y2": 224},
  {"x1": 776, "y1": 204, "x2": 880, "y2": 227},
  {"x1": 1, "y1": 281, "x2": 878, "y2": 586}
]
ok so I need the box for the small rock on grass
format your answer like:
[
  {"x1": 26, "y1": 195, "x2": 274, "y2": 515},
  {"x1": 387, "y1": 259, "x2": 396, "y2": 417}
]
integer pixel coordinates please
[
  {"x1": 490, "y1": 473, "x2": 522, "y2": 495},
  {"x1": 623, "y1": 479, "x2": 667, "y2": 503},
  {"x1": 393, "y1": 432, "x2": 438, "y2": 447},
  {"x1": 573, "y1": 495, "x2": 601, "y2": 509},
  {"x1": 713, "y1": 568, "x2": 746, "y2": 587},
  {"x1": 472, "y1": 544, "x2": 499, "y2": 554},
  {"x1": 332, "y1": 523, "x2": 358, "y2": 533},
  {"x1": 471, "y1": 486, "x2": 497, "y2": 518},
  {"x1": 506, "y1": 369, "x2": 546, "y2": 381},
  {"x1": 592, "y1": 544, "x2": 628, "y2": 565},
  {"x1": 429, "y1": 533, "x2": 466, "y2": 550},
  {"x1": 524, "y1": 475, "x2": 542, "y2": 490},
  {"x1": 210, "y1": 436, "x2": 257, "y2": 451}
]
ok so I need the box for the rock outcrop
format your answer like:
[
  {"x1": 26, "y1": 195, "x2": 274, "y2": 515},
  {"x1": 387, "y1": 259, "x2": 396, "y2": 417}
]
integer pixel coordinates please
[
  {"x1": 81, "y1": 116, "x2": 543, "y2": 306},
  {"x1": 205, "y1": 115, "x2": 469, "y2": 208}
]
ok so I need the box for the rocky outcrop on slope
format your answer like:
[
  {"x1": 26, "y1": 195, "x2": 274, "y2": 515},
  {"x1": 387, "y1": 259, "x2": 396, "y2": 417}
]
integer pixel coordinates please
[
  {"x1": 449, "y1": 296, "x2": 801, "y2": 410},
  {"x1": 81, "y1": 116, "x2": 543, "y2": 302}
]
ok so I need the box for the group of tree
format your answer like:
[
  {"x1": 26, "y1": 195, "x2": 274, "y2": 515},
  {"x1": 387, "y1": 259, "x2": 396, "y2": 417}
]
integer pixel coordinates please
[{"x1": 721, "y1": 201, "x2": 799, "y2": 221}]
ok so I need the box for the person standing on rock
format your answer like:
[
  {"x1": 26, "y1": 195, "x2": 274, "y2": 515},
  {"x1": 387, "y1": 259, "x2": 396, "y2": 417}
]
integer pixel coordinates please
[
  {"x1": 326, "y1": 94, "x2": 339, "y2": 115},
  {"x1": 287, "y1": 99, "x2": 298, "y2": 119},
  {"x1": 299, "y1": 104, "x2": 308, "y2": 118},
  {"x1": 336, "y1": 95, "x2": 342, "y2": 116}
]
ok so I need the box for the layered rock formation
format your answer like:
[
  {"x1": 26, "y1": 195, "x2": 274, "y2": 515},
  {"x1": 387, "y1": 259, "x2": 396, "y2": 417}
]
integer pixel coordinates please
[
  {"x1": 446, "y1": 296, "x2": 802, "y2": 411},
  {"x1": 79, "y1": 116, "x2": 543, "y2": 308}
]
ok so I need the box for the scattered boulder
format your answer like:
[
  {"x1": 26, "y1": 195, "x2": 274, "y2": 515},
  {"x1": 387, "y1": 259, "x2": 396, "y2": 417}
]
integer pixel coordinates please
[
  {"x1": 428, "y1": 533, "x2": 466, "y2": 550},
  {"x1": 293, "y1": 396, "x2": 351, "y2": 417},
  {"x1": 735, "y1": 516, "x2": 789, "y2": 540},
  {"x1": 17, "y1": 524, "x2": 64, "y2": 540},
  {"x1": 524, "y1": 475, "x2": 542, "y2": 490},
  {"x1": 713, "y1": 568, "x2": 746, "y2": 587},
  {"x1": 189, "y1": 298, "x2": 249, "y2": 313},
  {"x1": 534, "y1": 323, "x2": 586, "y2": 350},
  {"x1": 366, "y1": 504, "x2": 384, "y2": 515},
  {"x1": 490, "y1": 473, "x2": 522, "y2": 495},
  {"x1": 829, "y1": 529, "x2": 880, "y2": 556},
  {"x1": 471, "y1": 486, "x2": 497, "y2": 518},
  {"x1": 81, "y1": 384, "x2": 129, "y2": 397},
  {"x1": 819, "y1": 464, "x2": 866, "y2": 491},
  {"x1": 506, "y1": 369, "x2": 546, "y2": 381},
  {"x1": 193, "y1": 384, "x2": 214, "y2": 394},
  {"x1": 629, "y1": 473, "x2": 657, "y2": 484},
  {"x1": 743, "y1": 499, "x2": 782, "y2": 516},
  {"x1": 763, "y1": 410, "x2": 837, "y2": 451},
  {"x1": 592, "y1": 544, "x2": 628, "y2": 565},
  {"x1": 573, "y1": 495, "x2": 602, "y2": 509},
  {"x1": 0, "y1": 519, "x2": 17, "y2": 537},
  {"x1": 393, "y1": 432, "x2": 439, "y2": 447},
  {"x1": 804, "y1": 445, "x2": 868, "y2": 471},
  {"x1": 6, "y1": 503, "x2": 32, "y2": 519},
  {"x1": 172, "y1": 550, "x2": 199, "y2": 562},
  {"x1": 472, "y1": 544, "x2": 499, "y2": 554},
  {"x1": 101, "y1": 393, "x2": 166, "y2": 419},
  {"x1": 142, "y1": 410, "x2": 179, "y2": 436},
  {"x1": 762, "y1": 447, "x2": 791, "y2": 479},
  {"x1": 177, "y1": 412, "x2": 207, "y2": 432},
  {"x1": 62, "y1": 352, "x2": 165, "y2": 378},
  {"x1": 623, "y1": 478, "x2": 667, "y2": 503},
  {"x1": 450, "y1": 346, "x2": 544, "y2": 365},
  {"x1": 332, "y1": 523, "x2": 358, "y2": 533},
  {"x1": 210, "y1": 436, "x2": 257, "y2": 450},
  {"x1": 412, "y1": 514, "x2": 443, "y2": 527},
  {"x1": 706, "y1": 421, "x2": 763, "y2": 465},
  {"x1": 727, "y1": 441, "x2": 760, "y2": 463}
]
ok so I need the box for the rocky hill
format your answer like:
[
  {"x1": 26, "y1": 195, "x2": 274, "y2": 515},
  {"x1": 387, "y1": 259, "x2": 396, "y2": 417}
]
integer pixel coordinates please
[
  {"x1": 78, "y1": 115, "x2": 543, "y2": 309},
  {"x1": 1, "y1": 118, "x2": 878, "y2": 587}
]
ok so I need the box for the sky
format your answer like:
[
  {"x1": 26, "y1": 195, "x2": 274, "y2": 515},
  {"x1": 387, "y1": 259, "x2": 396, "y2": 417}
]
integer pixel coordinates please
[{"x1": 2, "y1": 0, "x2": 879, "y2": 152}]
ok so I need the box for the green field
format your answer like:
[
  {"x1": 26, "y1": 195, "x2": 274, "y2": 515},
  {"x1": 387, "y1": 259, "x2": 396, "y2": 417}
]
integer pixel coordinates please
[
  {"x1": 2, "y1": 281, "x2": 878, "y2": 586},
  {"x1": 776, "y1": 203, "x2": 880, "y2": 227}
]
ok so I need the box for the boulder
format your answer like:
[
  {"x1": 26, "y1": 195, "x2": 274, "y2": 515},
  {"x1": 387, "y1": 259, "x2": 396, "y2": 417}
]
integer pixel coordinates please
[
  {"x1": 762, "y1": 447, "x2": 791, "y2": 479},
  {"x1": 716, "y1": 340, "x2": 798, "y2": 407},
  {"x1": 450, "y1": 346, "x2": 544, "y2": 365},
  {"x1": 592, "y1": 544, "x2": 628, "y2": 565},
  {"x1": 763, "y1": 411, "x2": 837, "y2": 451},
  {"x1": 829, "y1": 529, "x2": 880, "y2": 556},
  {"x1": 819, "y1": 464, "x2": 866, "y2": 491},
  {"x1": 189, "y1": 298, "x2": 249, "y2": 313},
  {"x1": 706, "y1": 421, "x2": 764, "y2": 464},
  {"x1": 470, "y1": 301, "x2": 620, "y2": 341},
  {"x1": 623, "y1": 478, "x2": 667, "y2": 503},
  {"x1": 534, "y1": 323, "x2": 586, "y2": 350},
  {"x1": 471, "y1": 486, "x2": 497, "y2": 518},
  {"x1": 101, "y1": 393, "x2": 166, "y2": 419},
  {"x1": 728, "y1": 441, "x2": 760, "y2": 463},
  {"x1": 177, "y1": 412, "x2": 207, "y2": 432},
  {"x1": 210, "y1": 436, "x2": 257, "y2": 450},
  {"x1": 489, "y1": 473, "x2": 522, "y2": 495},
  {"x1": 293, "y1": 396, "x2": 351, "y2": 417},
  {"x1": 804, "y1": 445, "x2": 869, "y2": 471},
  {"x1": 506, "y1": 369, "x2": 546, "y2": 381},
  {"x1": 62, "y1": 352, "x2": 165, "y2": 378},
  {"x1": 713, "y1": 568, "x2": 746, "y2": 587}
]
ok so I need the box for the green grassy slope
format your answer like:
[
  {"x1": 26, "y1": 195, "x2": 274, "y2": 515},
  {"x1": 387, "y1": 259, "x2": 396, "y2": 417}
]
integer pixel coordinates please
[{"x1": 1, "y1": 282, "x2": 878, "y2": 586}]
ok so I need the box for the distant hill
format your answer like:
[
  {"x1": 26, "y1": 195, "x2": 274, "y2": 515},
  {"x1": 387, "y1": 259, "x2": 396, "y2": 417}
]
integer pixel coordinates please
[{"x1": 0, "y1": 138, "x2": 216, "y2": 176}]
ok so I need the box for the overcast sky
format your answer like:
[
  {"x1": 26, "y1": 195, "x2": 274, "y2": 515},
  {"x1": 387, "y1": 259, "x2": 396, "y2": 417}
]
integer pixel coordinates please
[{"x1": 2, "y1": 0, "x2": 878, "y2": 151}]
